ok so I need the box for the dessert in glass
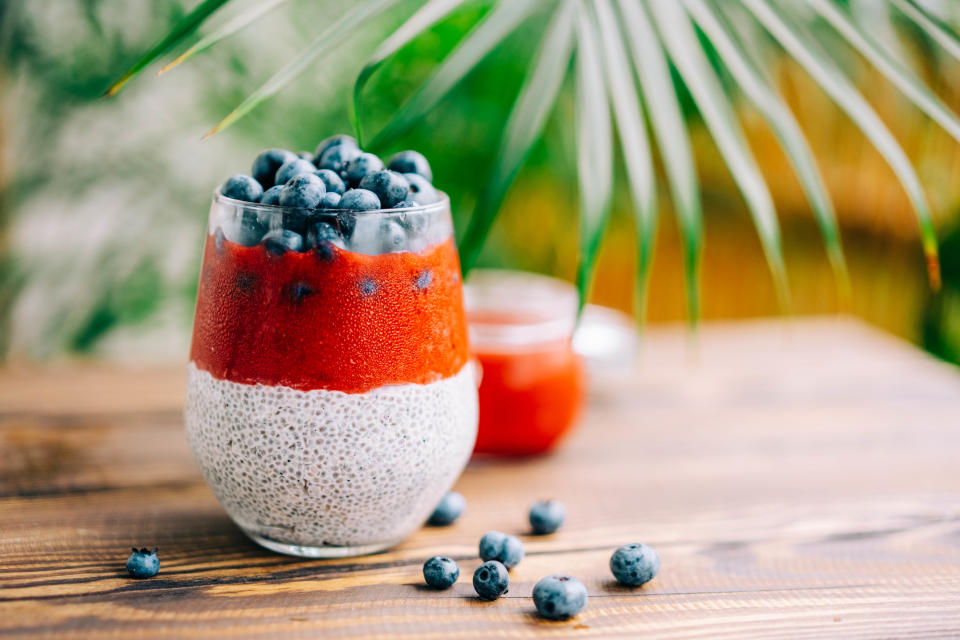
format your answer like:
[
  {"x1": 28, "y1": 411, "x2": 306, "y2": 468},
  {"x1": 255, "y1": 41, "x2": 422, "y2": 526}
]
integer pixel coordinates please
[
  {"x1": 466, "y1": 270, "x2": 586, "y2": 456},
  {"x1": 185, "y1": 140, "x2": 477, "y2": 557}
]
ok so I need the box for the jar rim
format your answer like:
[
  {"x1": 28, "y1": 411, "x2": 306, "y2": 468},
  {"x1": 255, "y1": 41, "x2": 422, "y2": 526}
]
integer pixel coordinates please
[{"x1": 465, "y1": 269, "x2": 578, "y2": 349}]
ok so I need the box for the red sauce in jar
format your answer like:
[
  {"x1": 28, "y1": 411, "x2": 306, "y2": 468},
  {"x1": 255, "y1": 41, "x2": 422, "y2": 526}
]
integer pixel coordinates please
[
  {"x1": 189, "y1": 233, "x2": 469, "y2": 394},
  {"x1": 471, "y1": 311, "x2": 585, "y2": 456}
]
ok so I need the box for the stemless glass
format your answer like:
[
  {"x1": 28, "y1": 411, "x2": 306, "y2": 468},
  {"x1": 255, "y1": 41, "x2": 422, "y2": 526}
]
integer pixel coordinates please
[{"x1": 185, "y1": 190, "x2": 477, "y2": 557}]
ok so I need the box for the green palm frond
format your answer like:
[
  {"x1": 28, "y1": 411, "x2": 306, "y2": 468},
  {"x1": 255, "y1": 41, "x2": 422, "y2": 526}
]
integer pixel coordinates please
[{"x1": 109, "y1": 0, "x2": 960, "y2": 318}]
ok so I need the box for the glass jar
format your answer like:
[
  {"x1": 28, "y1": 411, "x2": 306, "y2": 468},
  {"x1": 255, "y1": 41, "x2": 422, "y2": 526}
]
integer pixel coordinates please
[
  {"x1": 465, "y1": 270, "x2": 586, "y2": 456},
  {"x1": 185, "y1": 190, "x2": 477, "y2": 557}
]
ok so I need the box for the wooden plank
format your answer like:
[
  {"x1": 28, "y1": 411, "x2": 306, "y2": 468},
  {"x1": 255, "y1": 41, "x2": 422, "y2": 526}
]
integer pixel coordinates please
[{"x1": 2, "y1": 318, "x2": 960, "y2": 638}]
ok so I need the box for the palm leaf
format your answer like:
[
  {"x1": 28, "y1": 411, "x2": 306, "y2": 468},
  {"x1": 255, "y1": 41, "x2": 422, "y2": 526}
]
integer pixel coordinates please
[
  {"x1": 205, "y1": 0, "x2": 395, "y2": 139},
  {"x1": 352, "y1": 0, "x2": 466, "y2": 144},
  {"x1": 888, "y1": 0, "x2": 960, "y2": 62},
  {"x1": 809, "y1": 0, "x2": 960, "y2": 143},
  {"x1": 457, "y1": 0, "x2": 576, "y2": 275},
  {"x1": 159, "y1": 0, "x2": 287, "y2": 75},
  {"x1": 574, "y1": 3, "x2": 614, "y2": 313},
  {"x1": 592, "y1": 0, "x2": 657, "y2": 324},
  {"x1": 686, "y1": 0, "x2": 849, "y2": 299},
  {"x1": 105, "y1": 0, "x2": 231, "y2": 96},
  {"x1": 743, "y1": 0, "x2": 940, "y2": 289},
  {"x1": 368, "y1": 0, "x2": 538, "y2": 150},
  {"x1": 651, "y1": 0, "x2": 790, "y2": 309},
  {"x1": 619, "y1": 0, "x2": 704, "y2": 325}
]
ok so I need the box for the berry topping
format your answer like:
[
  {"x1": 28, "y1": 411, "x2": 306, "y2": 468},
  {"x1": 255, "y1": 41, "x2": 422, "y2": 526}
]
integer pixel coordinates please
[
  {"x1": 221, "y1": 174, "x2": 264, "y2": 203},
  {"x1": 313, "y1": 169, "x2": 346, "y2": 196},
  {"x1": 359, "y1": 170, "x2": 410, "y2": 208},
  {"x1": 339, "y1": 188, "x2": 381, "y2": 211},
  {"x1": 317, "y1": 144, "x2": 362, "y2": 176},
  {"x1": 252, "y1": 149, "x2": 297, "y2": 189},
  {"x1": 259, "y1": 185, "x2": 283, "y2": 205},
  {"x1": 403, "y1": 173, "x2": 438, "y2": 205},
  {"x1": 278, "y1": 173, "x2": 326, "y2": 209},
  {"x1": 388, "y1": 150, "x2": 433, "y2": 183},
  {"x1": 274, "y1": 159, "x2": 316, "y2": 186},
  {"x1": 317, "y1": 192, "x2": 341, "y2": 209},
  {"x1": 343, "y1": 152, "x2": 384, "y2": 187},
  {"x1": 313, "y1": 134, "x2": 358, "y2": 163}
]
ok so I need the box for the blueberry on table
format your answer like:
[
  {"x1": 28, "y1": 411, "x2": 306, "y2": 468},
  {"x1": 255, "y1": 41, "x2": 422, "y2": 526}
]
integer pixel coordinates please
[
  {"x1": 427, "y1": 491, "x2": 465, "y2": 526},
  {"x1": 221, "y1": 174, "x2": 264, "y2": 203},
  {"x1": 343, "y1": 152, "x2": 385, "y2": 187},
  {"x1": 252, "y1": 149, "x2": 297, "y2": 188},
  {"x1": 529, "y1": 499, "x2": 567, "y2": 535},
  {"x1": 126, "y1": 547, "x2": 159, "y2": 579},
  {"x1": 479, "y1": 530, "x2": 525, "y2": 569},
  {"x1": 423, "y1": 556, "x2": 460, "y2": 589},
  {"x1": 610, "y1": 543, "x2": 660, "y2": 587},
  {"x1": 262, "y1": 229, "x2": 304, "y2": 255},
  {"x1": 260, "y1": 185, "x2": 283, "y2": 205},
  {"x1": 360, "y1": 170, "x2": 410, "y2": 208},
  {"x1": 403, "y1": 173, "x2": 438, "y2": 205},
  {"x1": 313, "y1": 169, "x2": 346, "y2": 196},
  {"x1": 317, "y1": 144, "x2": 362, "y2": 176},
  {"x1": 313, "y1": 134, "x2": 358, "y2": 162},
  {"x1": 388, "y1": 150, "x2": 433, "y2": 183},
  {"x1": 274, "y1": 159, "x2": 317, "y2": 186},
  {"x1": 279, "y1": 173, "x2": 326, "y2": 209},
  {"x1": 317, "y1": 192, "x2": 341, "y2": 209},
  {"x1": 338, "y1": 189, "x2": 381, "y2": 211},
  {"x1": 473, "y1": 560, "x2": 509, "y2": 601},
  {"x1": 532, "y1": 575, "x2": 588, "y2": 620}
]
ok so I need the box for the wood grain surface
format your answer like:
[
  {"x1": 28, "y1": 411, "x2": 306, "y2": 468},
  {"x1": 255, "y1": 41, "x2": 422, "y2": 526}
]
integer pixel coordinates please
[{"x1": 2, "y1": 318, "x2": 960, "y2": 639}]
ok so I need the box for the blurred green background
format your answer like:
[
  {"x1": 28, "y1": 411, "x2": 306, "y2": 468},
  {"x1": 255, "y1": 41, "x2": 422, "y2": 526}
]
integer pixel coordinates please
[{"x1": 1, "y1": 0, "x2": 959, "y2": 363}]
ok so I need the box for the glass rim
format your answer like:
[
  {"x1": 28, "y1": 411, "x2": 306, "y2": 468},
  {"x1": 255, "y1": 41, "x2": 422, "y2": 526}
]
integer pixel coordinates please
[{"x1": 213, "y1": 187, "x2": 450, "y2": 217}]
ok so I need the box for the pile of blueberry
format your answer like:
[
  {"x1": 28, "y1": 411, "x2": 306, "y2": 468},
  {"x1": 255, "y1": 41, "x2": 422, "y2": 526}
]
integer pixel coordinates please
[
  {"x1": 422, "y1": 493, "x2": 660, "y2": 621},
  {"x1": 217, "y1": 135, "x2": 439, "y2": 255}
]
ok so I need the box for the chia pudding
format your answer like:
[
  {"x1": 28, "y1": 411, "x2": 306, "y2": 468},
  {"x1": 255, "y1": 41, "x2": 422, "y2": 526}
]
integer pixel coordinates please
[{"x1": 185, "y1": 145, "x2": 477, "y2": 557}]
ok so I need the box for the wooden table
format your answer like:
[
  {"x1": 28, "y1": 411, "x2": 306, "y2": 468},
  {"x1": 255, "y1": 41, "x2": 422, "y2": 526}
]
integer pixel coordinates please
[{"x1": 2, "y1": 318, "x2": 959, "y2": 639}]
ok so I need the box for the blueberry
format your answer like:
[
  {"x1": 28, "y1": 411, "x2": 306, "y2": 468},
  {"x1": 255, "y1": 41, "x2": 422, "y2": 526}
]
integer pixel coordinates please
[
  {"x1": 317, "y1": 144, "x2": 362, "y2": 176},
  {"x1": 359, "y1": 170, "x2": 409, "y2": 208},
  {"x1": 308, "y1": 221, "x2": 344, "y2": 259},
  {"x1": 388, "y1": 150, "x2": 433, "y2": 183},
  {"x1": 339, "y1": 188, "x2": 381, "y2": 211},
  {"x1": 262, "y1": 229, "x2": 304, "y2": 255},
  {"x1": 252, "y1": 149, "x2": 297, "y2": 188},
  {"x1": 394, "y1": 200, "x2": 418, "y2": 209},
  {"x1": 221, "y1": 174, "x2": 264, "y2": 203},
  {"x1": 126, "y1": 547, "x2": 159, "y2": 579},
  {"x1": 297, "y1": 151, "x2": 314, "y2": 162},
  {"x1": 529, "y1": 500, "x2": 566, "y2": 535},
  {"x1": 423, "y1": 556, "x2": 459, "y2": 589},
  {"x1": 473, "y1": 560, "x2": 509, "y2": 601},
  {"x1": 317, "y1": 192, "x2": 341, "y2": 209},
  {"x1": 427, "y1": 491, "x2": 465, "y2": 526},
  {"x1": 313, "y1": 169, "x2": 346, "y2": 196},
  {"x1": 343, "y1": 152, "x2": 384, "y2": 187},
  {"x1": 313, "y1": 134, "x2": 358, "y2": 162},
  {"x1": 260, "y1": 185, "x2": 283, "y2": 205},
  {"x1": 479, "y1": 531, "x2": 525, "y2": 570},
  {"x1": 274, "y1": 159, "x2": 316, "y2": 186},
  {"x1": 416, "y1": 270, "x2": 433, "y2": 289},
  {"x1": 221, "y1": 209, "x2": 268, "y2": 247},
  {"x1": 532, "y1": 575, "x2": 588, "y2": 620},
  {"x1": 380, "y1": 220, "x2": 407, "y2": 253},
  {"x1": 610, "y1": 543, "x2": 660, "y2": 587},
  {"x1": 403, "y1": 173, "x2": 438, "y2": 205},
  {"x1": 279, "y1": 173, "x2": 326, "y2": 209}
]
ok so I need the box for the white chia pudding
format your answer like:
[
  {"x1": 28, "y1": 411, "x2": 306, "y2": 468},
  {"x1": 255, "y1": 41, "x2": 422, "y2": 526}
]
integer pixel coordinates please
[{"x1": 185, "y1": 362, "x2": 478, "y2": 554}]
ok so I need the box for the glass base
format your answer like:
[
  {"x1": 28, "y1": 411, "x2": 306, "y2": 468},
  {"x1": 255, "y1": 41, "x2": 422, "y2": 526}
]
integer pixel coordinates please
[{"x1": 245, "y1": 532, "x2": 402, "y2": 558}]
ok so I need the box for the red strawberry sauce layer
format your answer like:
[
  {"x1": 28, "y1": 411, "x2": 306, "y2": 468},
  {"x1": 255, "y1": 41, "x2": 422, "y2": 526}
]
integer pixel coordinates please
[{"x1": 190, "y1": 233, "x2": 470, "y2": 394}]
